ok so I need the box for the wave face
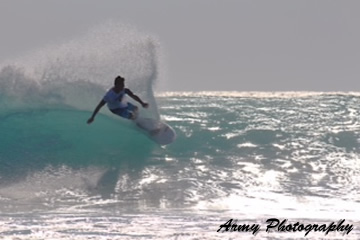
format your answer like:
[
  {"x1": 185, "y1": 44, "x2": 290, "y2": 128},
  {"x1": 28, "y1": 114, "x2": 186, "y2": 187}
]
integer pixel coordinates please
[{"x1": 0, "y1": 21, "x2": 163, "y2": 205}]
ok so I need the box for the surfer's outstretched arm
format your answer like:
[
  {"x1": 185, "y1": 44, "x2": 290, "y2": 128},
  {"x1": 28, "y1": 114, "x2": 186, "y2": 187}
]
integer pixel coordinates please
[
  {"x1": 125, "y1": 88, "x2": 149, "y2": 108},
  {"x1": 87, "y1": 100, "x2": 106, "y2": 124}
]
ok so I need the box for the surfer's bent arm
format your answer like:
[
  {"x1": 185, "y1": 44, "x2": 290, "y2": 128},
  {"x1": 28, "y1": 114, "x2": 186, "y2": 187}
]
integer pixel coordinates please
[
  {"x1": 87, "y1": 99, "x2": 106, "y2": 124},
  {"x1": 125, "y1": 88, "x2": 149, "y2": 108}
]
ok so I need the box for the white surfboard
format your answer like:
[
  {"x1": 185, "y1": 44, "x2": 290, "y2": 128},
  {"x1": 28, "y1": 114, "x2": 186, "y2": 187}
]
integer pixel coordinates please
[{"x1": 134, "y1": 117, "x2": 176, "y2": 145}]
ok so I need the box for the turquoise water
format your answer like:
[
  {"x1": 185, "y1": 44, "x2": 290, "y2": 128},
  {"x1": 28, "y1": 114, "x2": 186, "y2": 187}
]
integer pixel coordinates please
[
  {"x1": 0, "y1": 22, "x2": 359, "y2": 239},
  {"x1": 1, "y1": 92, "x2": 360, "y2": 239}
]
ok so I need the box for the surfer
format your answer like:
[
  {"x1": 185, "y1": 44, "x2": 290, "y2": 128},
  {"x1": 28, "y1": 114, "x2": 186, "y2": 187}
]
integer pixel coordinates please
[{"x1": 87, "y1": 76, "x2": 149, "y2": 124}]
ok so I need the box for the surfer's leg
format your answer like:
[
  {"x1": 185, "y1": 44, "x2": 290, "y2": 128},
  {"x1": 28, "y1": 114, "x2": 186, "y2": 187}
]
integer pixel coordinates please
[
  {"x1": 110, "y1": 104, "x2": 138, "y2": 120},
  {"x1": 127, "y1": 103, "x2": 138, "y2": 120},
  {"x1": 110, "y1": 108, "x2": 131, "y2": 119}
]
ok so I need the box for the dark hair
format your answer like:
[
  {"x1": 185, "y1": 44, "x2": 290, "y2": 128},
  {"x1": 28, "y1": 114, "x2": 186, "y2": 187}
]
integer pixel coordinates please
[{"x1": 114, "y1": 76, "x2": 125, "y2": 85}]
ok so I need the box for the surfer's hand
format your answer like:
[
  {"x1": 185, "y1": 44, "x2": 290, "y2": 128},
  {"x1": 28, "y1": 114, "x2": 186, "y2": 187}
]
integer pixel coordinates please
[
  {"x1": 87, "y1": 117, "x2": 94, "y2": 124},
  {"x1": 142, "y1": 102, "x2": 149, "y2": 108}
]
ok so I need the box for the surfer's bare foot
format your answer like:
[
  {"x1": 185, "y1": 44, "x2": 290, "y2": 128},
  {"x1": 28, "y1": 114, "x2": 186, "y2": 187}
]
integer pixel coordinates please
[
  {"x1": 131, "y1": 108, "x2": 139, "y2": 120},
  {"x1": 130, "y1": 110, "x2": 138, "y2": 120}
]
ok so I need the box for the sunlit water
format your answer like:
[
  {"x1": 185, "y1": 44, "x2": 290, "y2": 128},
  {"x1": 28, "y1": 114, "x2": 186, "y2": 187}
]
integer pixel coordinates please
[{"x1": 1, "y1": 92, "x2": 359, "y2": 239}]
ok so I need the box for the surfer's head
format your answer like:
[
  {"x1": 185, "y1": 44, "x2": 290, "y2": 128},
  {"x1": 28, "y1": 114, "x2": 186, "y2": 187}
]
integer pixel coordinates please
[
  {"x1": 113, "y1": 76, "x2": 125, "y2": 92},
  {"x1": 114, "y1": 75, "x2": 125, "y2": 86},
  {"x1": 114, "y1": 76, "x2": 125, "y2": 91}
]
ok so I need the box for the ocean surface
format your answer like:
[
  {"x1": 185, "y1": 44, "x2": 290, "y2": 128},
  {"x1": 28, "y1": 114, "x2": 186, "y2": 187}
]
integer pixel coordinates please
[{"x1": 1, "y1": 22, "x2": 360, "y2": 239}]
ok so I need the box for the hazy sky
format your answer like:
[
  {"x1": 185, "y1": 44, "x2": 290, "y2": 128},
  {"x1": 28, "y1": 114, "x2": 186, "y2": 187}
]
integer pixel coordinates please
[{"x1": 1, "y1": 0, "x2": 360, "y2": 91}]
